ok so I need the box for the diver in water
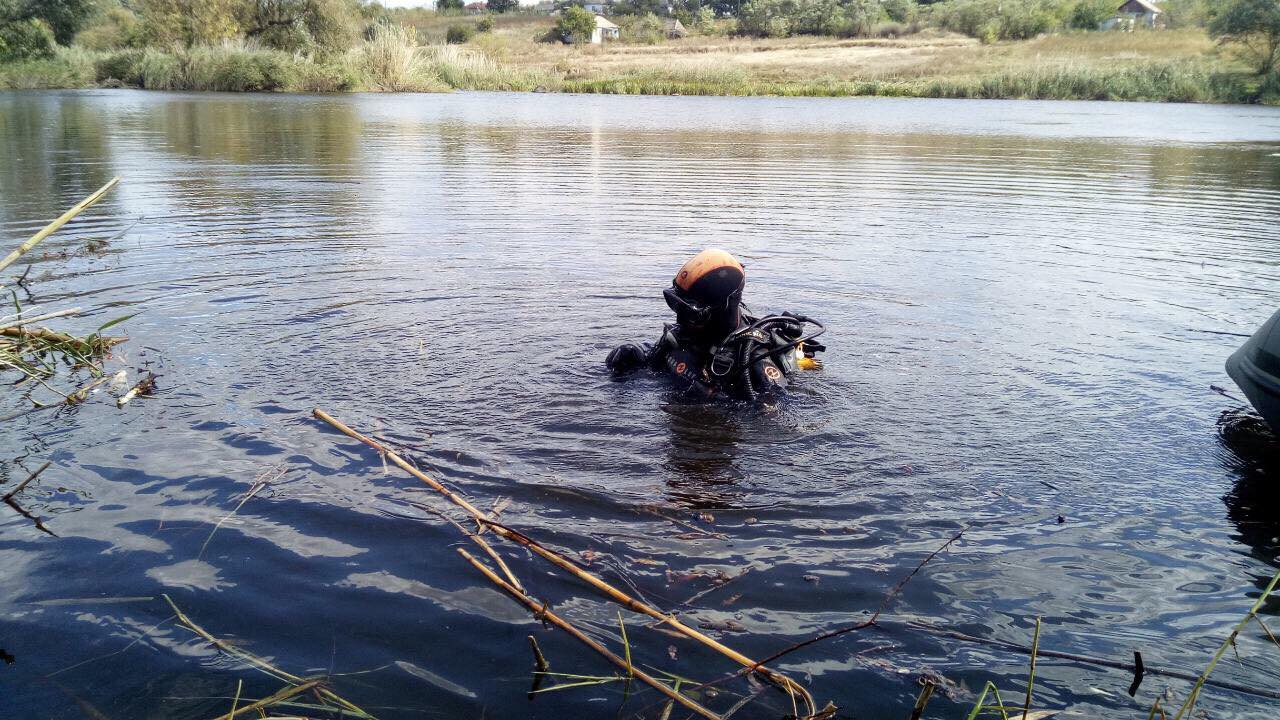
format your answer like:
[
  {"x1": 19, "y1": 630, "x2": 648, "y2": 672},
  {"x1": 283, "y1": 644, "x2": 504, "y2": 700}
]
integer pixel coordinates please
[{"x1": 606, "y1": 248, "x2": 826, "y2": 401}]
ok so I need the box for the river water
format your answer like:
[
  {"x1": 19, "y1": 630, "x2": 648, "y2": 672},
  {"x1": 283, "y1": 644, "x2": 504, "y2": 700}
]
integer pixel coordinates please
[{"x1": 1, "y1": 90, "x2": 1279, "y2": 719}]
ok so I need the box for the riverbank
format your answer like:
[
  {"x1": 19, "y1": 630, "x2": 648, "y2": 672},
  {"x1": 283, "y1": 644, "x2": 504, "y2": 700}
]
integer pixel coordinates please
[{"x1": 2, "y1": 24, "x2": 1275, "y2": 104}]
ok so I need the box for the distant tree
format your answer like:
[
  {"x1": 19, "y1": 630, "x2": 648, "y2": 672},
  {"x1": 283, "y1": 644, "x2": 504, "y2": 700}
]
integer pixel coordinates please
[
  {"x1": 445, "y1": 22, "x2": 474, "y2": 41},
  {"x1": 1067, "y1": 0, "x2": 1115, "y2": 30},
  {"x1": 613, "y1": 0, "x2": 668, "y2": 16},
  {"x1": 437, "y1": 0, "x2": 464, "y2": 10},
  {"x1": 0, "y1": 16, "x2": 55, "y2": 60},
  {"x1": 556, "y1": 5, "x2": 597, "y2": 42},
  {"x1": 881, "y1": 0, "x2": 916, "y2": 23},
  {"x1": 240, "y1": 0, "x2": 360, "y2": 53},
  {"x1": 1209, "y1": 0, "x2": 1280, "y2": 75},
  {"x1": 0, "y1": 0, "x2": 95, "y2": 51},
  {"x1": 488, "y1": 0, "x2": 519, "y2": 12},
  {"x1": 24, "y1": 0, "x2": 95, "y2": 44}
]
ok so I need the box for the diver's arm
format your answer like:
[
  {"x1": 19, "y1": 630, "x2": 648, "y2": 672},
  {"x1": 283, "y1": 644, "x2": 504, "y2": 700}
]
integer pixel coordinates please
[{"x1": 606, "y1": 343, "x2": 652, "y2": 375}]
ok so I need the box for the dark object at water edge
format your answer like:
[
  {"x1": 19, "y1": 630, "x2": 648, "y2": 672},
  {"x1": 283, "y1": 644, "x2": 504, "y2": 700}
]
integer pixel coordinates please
[{"x1": 1226, "y1": 308, "x2": 1280, "y2": 430}]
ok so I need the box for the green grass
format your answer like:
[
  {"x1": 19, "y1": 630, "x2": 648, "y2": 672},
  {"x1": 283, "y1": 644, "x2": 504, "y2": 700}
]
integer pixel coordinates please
[{"x1": 560, "y1": 60, "x2": 1263, "y2": 103}]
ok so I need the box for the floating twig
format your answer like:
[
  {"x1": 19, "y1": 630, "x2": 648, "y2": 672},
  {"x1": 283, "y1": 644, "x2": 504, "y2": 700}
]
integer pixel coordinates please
[
  {"x1": 198, "y1": 465, "x2": 287, "y2": 561},
  {"x1": 0, "y1": 177, "x2": 120, "y2": 274},
  {"x1": 0, "y1": 375, "x2": 109, "y2": 423},
  {"x1": 312, "y1": 408, "x2": 814, "y2": 715},
  {"x1": 216, "y1": 678, "x2": 322, "y2": 720},
  {"x1": 749, "y1": 526, "x2": 967, "y2": 669},
  {"x1": 4, "y1": 460, "x2": 51, "y2": 502},
  {"x1": 116, "y1": 371, "x2": 156, "y2": 408},
  {"x1": 458, "y1": 548, "x2": 722, "y2": 720},
  {"x1": 0, "y1": 308, "x2": 81, "y2": 332}
]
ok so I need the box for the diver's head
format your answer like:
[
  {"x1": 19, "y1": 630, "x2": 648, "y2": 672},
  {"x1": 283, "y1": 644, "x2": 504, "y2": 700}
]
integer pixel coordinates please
[{"x1": 664, "y1": 248, "x2": 745, "y2": 343}]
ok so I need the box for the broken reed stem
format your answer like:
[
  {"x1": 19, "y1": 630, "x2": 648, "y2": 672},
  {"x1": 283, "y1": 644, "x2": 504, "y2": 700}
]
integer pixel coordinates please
[
  {"x1": 0, "y1": 307, "x2": 81, "y2": 331},
  {"x1": 0, "y1": 177, "x2": 121, "y2": 274},
  {"x1": 0, "y1": 374, "x2": 110, "y2": 423},
  {"x1": 409, "y1": 500, "x2": 525, "y2": 593},
  {"x1": 529, "y1": 635, "x2": 550, "y2": 673},
  {"x1": 162, "y1": 595, "x2": 373, "y2": 718},
  {"x1": 910, "y1": 680, "x2": 935, "y2": 720},
  {"x1": 4, "y1": 460, "x2": 51, "y2": 501},
  {"x1": 1173, "y1": 569, "x2": 1280, "y2": 719},
  {"x1": 0, "y1": 326, "x2": 127, "y2": 353},
  {"x1": 458, "y1": 548, "x2": 723, "y2": 720},
  {"x1": 312, "y1": 407, "x2": 815, "y2": 716},
  {"x1": 225, "y1": 678, "x2": 243, "y2": 720},
  {"x1": 217, "y1": 678, "x2": 322, "y2": 720},
  {"x1": 1022, "y1": 617, "x2": 1040, "y2": 720}
]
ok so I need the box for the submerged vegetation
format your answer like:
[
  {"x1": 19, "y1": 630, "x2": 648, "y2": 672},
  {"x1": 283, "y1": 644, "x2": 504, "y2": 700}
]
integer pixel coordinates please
[
  {"x1": 0, "y1": 178, "x2": 150, "y2": 428},
  {"x1": 0, "y1": 0, "x2": 1276, "y2": 102}
]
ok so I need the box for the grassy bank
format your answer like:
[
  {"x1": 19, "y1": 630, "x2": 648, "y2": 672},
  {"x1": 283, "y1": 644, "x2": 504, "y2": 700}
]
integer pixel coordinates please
[{"x1": 1, "y1": 21, "x2": 1274, "y2": 104}]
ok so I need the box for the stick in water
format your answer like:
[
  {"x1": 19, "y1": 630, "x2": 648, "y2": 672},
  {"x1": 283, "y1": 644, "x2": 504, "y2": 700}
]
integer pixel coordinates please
[
  {"x1": 458, "y1": 548, "x2": 723, "y2": 720},
  {"x1": 0, "y1": 178, "x2": 121, "y2": 274},
  {"x1": 311, "y1": 408, "x2": 815, "y2": 716}
]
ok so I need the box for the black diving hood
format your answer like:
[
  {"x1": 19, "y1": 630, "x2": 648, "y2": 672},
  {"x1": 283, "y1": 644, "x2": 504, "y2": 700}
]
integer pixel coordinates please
[{"x1": 1227, "y1": 308, "x2": 1280, "y2": 431}]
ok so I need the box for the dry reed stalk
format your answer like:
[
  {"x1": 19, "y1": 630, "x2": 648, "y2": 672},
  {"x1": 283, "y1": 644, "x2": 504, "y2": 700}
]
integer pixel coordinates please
[
  {"x1": 312, "y1": 408, "x2": 815, "y2": 715},
  {"x1": 4, "y1": 460, "x2": 51, "y2": 501},
  {"x1": 0, "y1": 307, "x2": 81, "y2": 331},
  {"x1": 458, "y1": 548, "x2": 722, "y2": 720},
  {"x1": 0, "y1": 177, "x2": 120, "y2": 274},
  {"x1": 215, "y1": 679, "x2": 322, "y2": 720},
  {"x1": 0, "y1": 326, "x2": 127, "y2": 351},
  {"x1": 0, "y1": 374, "x2": 110, "y2": 423},
  {"x1": 162, "y1": 595, "x2": 373, "y2": 718}
]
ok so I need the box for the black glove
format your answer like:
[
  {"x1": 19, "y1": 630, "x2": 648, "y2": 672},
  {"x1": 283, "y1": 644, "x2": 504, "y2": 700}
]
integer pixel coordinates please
[{"x1": 606, "y1": 343, "x2": 649, "y2": 374}]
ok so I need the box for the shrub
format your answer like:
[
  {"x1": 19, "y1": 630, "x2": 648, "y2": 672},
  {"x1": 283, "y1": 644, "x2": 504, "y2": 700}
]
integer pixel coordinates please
[
  {"x1": 694, "y1": 6, "x2": 716, "y2": 33},
  {"x1": 556, "y1": 6, "x2": 597, "y2": 44},
  {"x1": 477, "y1": 15, "x2": 495, "y2": 32},
  {"x1": 361, "y1": 22, "x2": 432, "y2": 90},
  {"x1": 74, "y1": 7, "x2": 145, "y2": 51},
  {"x1": 446, "y1": 24, "x2": 475, "y2": 43},
  {"x1": 1067, "y1": 0, "x2": 1117, "y2": 30},
  {"x1": 622, "y1": 13, "x2": 666, "y2": 44},
  {"x1": 183, "y1": 44, "x2": 297, "y2": 92},
  {"x1": 0, "y1": 17, "x2": 55, "y2": 62},
  {"x1": 1260, "y1": 70, "x2": 1280, "y2": 103},
  {"x1": 928, "y1": 0, "x2": 1057, "y2": 42},
  {"x1": 95, "y1": 48, "x2": 146, "y2": 85},
  {"x1": 0, "y1": 45, "x2": 94, "y2": 89},
  {"x1": 882, "y1": 0, "x2": 915, "y2": 23},
  {"x1": 139, "y1": 48, "x2": 182, "y2": 90},
  {"x1": 1209, "y1": 0, "x2": 1280, "y2": 75},
  {"x1": 294, "y1": 54, "x2": 364, "y2": 91}
]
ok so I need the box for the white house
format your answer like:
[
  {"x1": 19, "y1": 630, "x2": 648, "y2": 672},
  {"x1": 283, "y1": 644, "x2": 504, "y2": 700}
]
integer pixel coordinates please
[
  {"x1": 1102, "y1": 0, "x2": 1163, "y2": 30},
  {"x1": 583, "y1": 2, "x2": 606, "y2": 12},
  {"x1": 591, "y1": 15, "x2": 620, "y2": 44}
]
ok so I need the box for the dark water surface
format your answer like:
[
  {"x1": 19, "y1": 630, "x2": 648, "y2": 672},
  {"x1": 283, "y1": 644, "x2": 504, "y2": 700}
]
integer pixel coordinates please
[{"x1": 2, "y1": 90, "x2": 1279, "y2": 719}]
